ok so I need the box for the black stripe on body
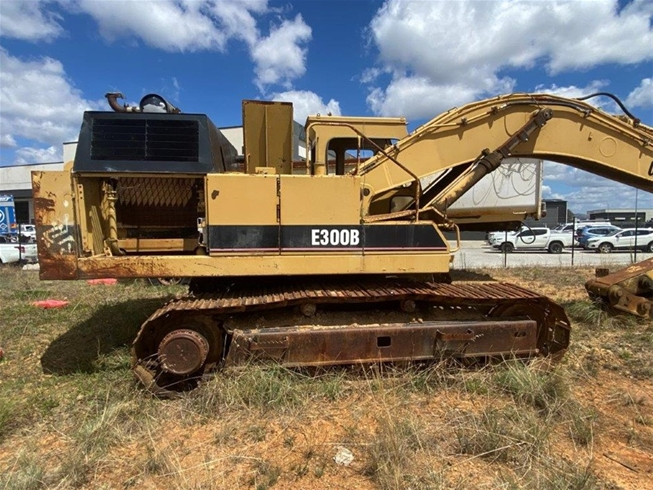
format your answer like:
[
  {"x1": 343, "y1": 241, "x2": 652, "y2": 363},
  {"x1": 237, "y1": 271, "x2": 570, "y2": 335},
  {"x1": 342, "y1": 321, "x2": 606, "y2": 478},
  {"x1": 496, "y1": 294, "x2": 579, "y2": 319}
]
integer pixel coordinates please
[{"x1": 208, "y1": 224, "x2": 446, "y2": 252}]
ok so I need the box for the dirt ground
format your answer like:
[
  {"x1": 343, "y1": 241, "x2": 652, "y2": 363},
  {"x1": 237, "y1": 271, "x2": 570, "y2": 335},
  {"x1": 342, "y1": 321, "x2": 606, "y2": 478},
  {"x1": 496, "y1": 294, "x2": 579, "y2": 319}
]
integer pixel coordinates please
[{"x1": 0, "y1": 266, "x2": 651, "y2": 489}]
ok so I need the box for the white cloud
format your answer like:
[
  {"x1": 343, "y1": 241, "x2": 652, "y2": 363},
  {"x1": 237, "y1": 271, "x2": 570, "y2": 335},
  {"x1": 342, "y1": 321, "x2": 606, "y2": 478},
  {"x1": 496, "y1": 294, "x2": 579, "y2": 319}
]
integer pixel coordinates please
[
  {"x1": 366, "y1": 76, "x2": 513, "y2": 119},
  {"x1": 552, "y1": 185, "x2": 653, "y2": 215},
  {"x1": 0, "y1": 48, "x2": 102, "y2": 162},
  {"x1": 543, "y1": 162, "x2": 653, "y2": 214},
  {"x1": 209, "y1": 0, "x2": 268, "y2": 47},
  {"x1": 365, "y1": 0, "x2": 653, "y2": 118},
  {"x1": 271, "y1": 90, "x2": 341, "y2": 123},
  {"x1": 75, "y1": 0, "x2": 238, "y2": 52},
  {"x1": 0, "y1": 134, "x2": 17, "y2": 149},
  {"x1": 251, "y1": 15, "x2": 312, "y2": 90},
  {"x1": 0, "y1": 0, "x2": 63, "y2": 42},
  {"x1": 626, "y1": 78, "x2": 653, "y2": 109},
  {"x1": 1, "y1": 2, "x2": 313, "y2": 95},
  {"x1": 545, "y1": 0, "x2": 653, "y2": 73},
  {"x1": 533, "y1": 81, "x2": 609, "y2": 100},
  {"x1": 14, "y1": 145, "x2": 62, "y2": 165},
  {"x1": 541, "y1": 184, "x2": 564, "y2": 201},
  {"x1": 360, "y1": 67, "x2": 384, "y2": 85},
  {"x1": 71, "y1": 1, "x2": 310, "y2": 91}
]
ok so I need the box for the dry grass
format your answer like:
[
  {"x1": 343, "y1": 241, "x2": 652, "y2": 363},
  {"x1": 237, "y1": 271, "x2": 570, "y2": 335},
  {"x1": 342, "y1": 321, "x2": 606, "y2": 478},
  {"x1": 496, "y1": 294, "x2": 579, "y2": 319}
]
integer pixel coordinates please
[{"x1": 0, "y1": 266, "x2": 652, "y2": 489}]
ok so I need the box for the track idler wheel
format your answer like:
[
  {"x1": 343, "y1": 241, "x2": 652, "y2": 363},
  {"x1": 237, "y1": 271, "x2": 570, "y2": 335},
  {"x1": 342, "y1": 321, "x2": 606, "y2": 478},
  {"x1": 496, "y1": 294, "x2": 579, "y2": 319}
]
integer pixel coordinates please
[
  {"x1": 132, "y1": 313, "x2": 224, "y2": 397},
  {"x1": 158, "y1": 329, "x2": 210, "y2": 376}
]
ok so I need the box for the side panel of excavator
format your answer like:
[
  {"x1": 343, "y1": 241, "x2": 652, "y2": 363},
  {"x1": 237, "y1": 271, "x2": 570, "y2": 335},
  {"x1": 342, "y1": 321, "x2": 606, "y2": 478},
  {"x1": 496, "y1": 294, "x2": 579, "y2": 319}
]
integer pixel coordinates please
[
  {"x1": 32, "y1": 169, "x2": 78, "y2": 280},
  {"x1": 34, "y1": 170, "x2": 453, "y2": 279},
  {"x1": 34, "y1": 101, "x2": 456, "y2": 281}
]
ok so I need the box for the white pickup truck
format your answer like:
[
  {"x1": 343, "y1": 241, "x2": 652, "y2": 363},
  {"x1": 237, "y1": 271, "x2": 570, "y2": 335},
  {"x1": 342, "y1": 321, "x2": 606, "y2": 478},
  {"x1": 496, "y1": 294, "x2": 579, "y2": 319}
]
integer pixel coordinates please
[
  {"x1": 0, "y1": 236, "x2": 38, "y2": 264},
  {"x1": 489, "y1": 227, "x2": 574, "y2": 253}
]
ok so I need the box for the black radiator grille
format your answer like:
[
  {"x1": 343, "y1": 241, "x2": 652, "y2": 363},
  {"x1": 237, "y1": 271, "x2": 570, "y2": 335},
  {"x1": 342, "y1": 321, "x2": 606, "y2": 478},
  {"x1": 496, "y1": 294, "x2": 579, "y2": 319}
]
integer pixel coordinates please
[{"x1": 90, "y1": 118, "x2": 199, "y2": 162}]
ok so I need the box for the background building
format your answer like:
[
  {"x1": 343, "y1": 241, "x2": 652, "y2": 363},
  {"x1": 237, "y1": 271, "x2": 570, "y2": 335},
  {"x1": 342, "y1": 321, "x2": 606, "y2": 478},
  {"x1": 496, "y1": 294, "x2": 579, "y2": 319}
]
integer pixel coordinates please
[
  {"x1": 523, "y1": 199, "x2": 569, "y2": 229},
  {"x1": 588, "y1": 208, "x2": 653, "y2": 227},
  {"x1": 0, "y1": 162, "x2": 65, "y2": 223}
]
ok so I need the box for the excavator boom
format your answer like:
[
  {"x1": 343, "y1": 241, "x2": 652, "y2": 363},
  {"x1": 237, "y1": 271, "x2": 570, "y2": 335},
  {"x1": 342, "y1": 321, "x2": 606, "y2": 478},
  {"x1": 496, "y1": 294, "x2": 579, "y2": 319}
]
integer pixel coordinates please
[{"x1": 352, "y1": 93, "x2": 652, "y2": 221}]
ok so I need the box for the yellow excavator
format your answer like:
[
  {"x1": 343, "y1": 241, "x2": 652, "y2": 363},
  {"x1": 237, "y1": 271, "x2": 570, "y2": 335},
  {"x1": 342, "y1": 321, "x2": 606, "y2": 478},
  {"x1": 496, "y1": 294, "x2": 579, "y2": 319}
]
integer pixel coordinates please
[{"x1": 32, "y1": 92, "x2": 653, "y2": 394}]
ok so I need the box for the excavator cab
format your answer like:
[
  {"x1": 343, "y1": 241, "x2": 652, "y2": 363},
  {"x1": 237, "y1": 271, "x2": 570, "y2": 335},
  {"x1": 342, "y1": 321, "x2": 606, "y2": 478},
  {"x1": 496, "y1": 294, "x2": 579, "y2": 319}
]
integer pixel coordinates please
[{"x1": 304, "y1": 114, "x2": 408, "y2": 176}]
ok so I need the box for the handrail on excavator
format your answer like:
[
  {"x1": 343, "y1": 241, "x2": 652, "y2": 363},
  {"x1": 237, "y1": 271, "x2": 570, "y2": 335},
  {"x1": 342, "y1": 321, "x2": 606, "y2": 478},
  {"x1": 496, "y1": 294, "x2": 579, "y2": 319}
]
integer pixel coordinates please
[{"x1": 304, "y1": 120, "x2": 424, "y2": 220}]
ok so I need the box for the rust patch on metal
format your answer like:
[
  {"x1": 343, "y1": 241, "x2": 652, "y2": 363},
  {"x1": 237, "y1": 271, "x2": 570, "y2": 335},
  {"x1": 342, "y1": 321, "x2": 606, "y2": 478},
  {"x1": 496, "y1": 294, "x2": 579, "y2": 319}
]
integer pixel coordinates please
[
  {"x1": 158, "y1": 329, "x2": 209, "y2": 375},
  {"x1": 76, "y1": 256, "x2": 178, "y2": 279},
  {"x1": 586, "y1": 257, "x2": 653, "y2": 319},
  {"x1": 38, "y1": 256, "x2": 78, "y2": 280},
  {"x1": 131, "y1": 278, "x2": 571, "y2": 394},
  {"x1": 33, "y1": 197, "x2": 56, "y2": 224},
  {"x1": 143, "y1": 279, "x2": 546, "y2": 323},
  {"x1": 225, "y1": 319, "x2": 538, "y2": 367},
  {"x1": 33, "y1": 170, "x2": 80, "y2": 279},
  {"x1": 436, "y1": 330, "x2": 477, "y2": 342}
]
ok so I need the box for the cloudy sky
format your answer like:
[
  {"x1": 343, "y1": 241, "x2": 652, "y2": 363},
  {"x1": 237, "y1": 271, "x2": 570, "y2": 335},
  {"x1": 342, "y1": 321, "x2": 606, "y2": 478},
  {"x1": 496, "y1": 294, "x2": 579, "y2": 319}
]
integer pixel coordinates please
[{"x1": 0, "y1": 0, "x2": 651, "y2": 214}]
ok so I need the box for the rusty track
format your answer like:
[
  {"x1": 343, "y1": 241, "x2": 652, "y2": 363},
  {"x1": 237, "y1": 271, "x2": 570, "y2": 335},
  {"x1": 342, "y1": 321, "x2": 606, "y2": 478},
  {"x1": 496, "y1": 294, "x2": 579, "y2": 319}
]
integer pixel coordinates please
[
  {"x1": 145, "y1": 279, "x2": 546, "y2": 321},
  {"x1": 132, "y1": 278, "x2": 570, "y2": 395}
]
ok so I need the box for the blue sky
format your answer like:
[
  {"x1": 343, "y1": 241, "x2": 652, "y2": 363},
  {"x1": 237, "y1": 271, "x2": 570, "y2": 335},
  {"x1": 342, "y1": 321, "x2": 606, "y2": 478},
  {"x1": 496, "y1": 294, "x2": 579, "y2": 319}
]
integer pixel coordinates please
[{"x1": 0, "y1": 0, "x2": 651, "y2": 214}]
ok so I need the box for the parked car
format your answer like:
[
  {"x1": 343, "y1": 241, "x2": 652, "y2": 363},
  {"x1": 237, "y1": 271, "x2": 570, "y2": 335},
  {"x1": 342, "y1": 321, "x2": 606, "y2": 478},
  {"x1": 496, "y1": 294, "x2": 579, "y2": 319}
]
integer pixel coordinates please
[
  {"x1": 491, "y1": 227, "x2": 549, "y2": 252},
  {"x1": 0, "y1": 238, "x2": 37, "y2": 264},
  {"x1": 553, "y1": 221, "x2": 612, "y2": 234},
  {"x1": 586, "y1": 228, "x2": 653, "y2": 253},
  {"x1": 19, "y1": 224, "x2": 36, "y2": 241},
  {"x1": 544, "y1": 231, "x2": 576, "y2": 253},
  {"x1": 490, "y1": 227, "x2": 574, "y2": 253},
  {"x1": 486, "y1": 227, "x2": 523, "y2": 245},
  {"x1": 577, "y1": 225, "x2": 622, "y2": 248},
  {"x1": 0, "y1": 228, "x2": 36, "y2": 244}
]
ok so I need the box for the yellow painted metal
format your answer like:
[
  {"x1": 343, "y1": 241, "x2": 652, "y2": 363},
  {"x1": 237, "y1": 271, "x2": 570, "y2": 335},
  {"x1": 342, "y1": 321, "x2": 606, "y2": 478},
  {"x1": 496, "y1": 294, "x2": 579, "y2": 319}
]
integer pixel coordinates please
[
  {"x1": 243, "y1": 100, "x2": 293, "y2": 174},
  {"x1": 31, "y1": 170, "x2": 79, "y2": 279},
  {"x1": 279, "y1": 175, "x2": 362, "y2": 225},
  {"x1": 355, "y1": 93, "x2": 652, "y2": 215},
  {"x1": 206, "y1": 174, "x2": 278, "y2": 226},
  {"x1": 449, "y1": 223, "x2": 461, "y2": 253},
  {"x1": 118, "y1": 238, "x2": 199, "y2": 253},
  {"x1": 74, "y1": 252, "x2": 452, "y2": 278},
  {"x1": 74, "y1": 177, "x2": 102, "y2": 256},
  {"x1": 305, "y1": 115, "x2": 407, "y2": 176},
  {"x1": 31, "y1": 170, "x2": 76, "y2": 232}
]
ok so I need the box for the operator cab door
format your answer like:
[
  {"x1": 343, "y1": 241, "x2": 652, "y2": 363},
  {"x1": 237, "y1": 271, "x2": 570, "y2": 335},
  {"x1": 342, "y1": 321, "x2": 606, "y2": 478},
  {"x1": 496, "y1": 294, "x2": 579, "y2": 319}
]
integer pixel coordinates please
[{"x1": 516, "y1": 229, "x2": 549, "y2": 249}]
